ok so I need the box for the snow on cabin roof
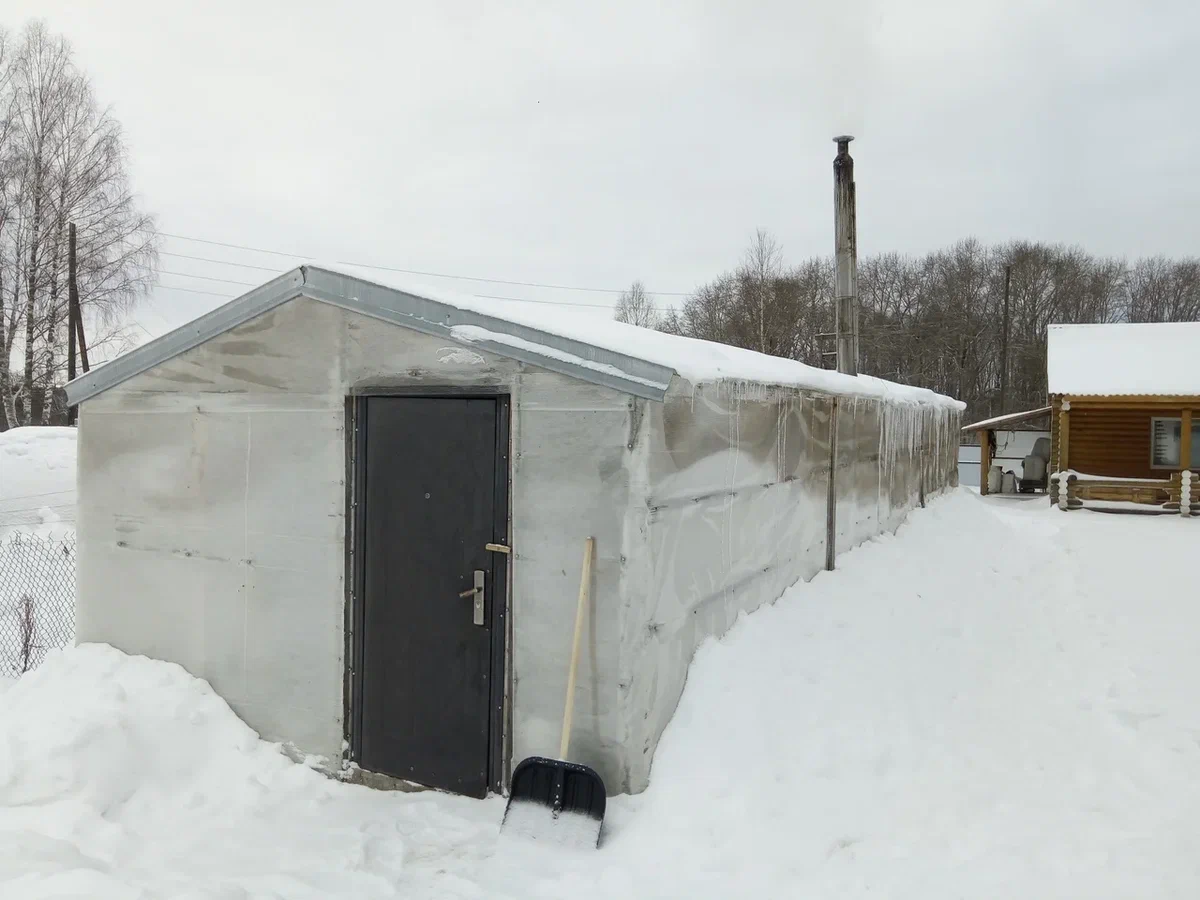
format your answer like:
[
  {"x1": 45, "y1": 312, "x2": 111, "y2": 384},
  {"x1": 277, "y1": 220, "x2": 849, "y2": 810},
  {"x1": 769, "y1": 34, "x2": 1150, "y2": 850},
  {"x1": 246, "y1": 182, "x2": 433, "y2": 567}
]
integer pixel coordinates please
[
  {"x1": 1047, "y1": 322, "x2": 1200, "y2": 397},
  {"x1": 66, "y1": 265, "x2": 963, "y2": 409}
]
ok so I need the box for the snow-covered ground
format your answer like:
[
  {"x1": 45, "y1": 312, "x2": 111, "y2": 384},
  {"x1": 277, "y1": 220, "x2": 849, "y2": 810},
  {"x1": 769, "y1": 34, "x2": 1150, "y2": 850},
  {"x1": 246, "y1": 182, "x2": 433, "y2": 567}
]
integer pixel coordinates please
[
  {"x1": 0, "y1": 426, "x2": 77, "y2": 538},
  {"x1": 1, "y1": 487, "x2": 1198, "y2": 897}
]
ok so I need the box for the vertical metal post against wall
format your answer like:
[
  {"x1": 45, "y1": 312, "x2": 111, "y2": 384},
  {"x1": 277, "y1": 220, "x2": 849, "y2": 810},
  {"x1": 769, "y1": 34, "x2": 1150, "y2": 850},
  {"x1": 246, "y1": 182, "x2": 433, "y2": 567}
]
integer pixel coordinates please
[
  {"x1": 825, "y1": 397, "x2": 839, "y2": 571},
  {"x1": 833, "y1": 135, "x2": 859, "y2": 377}
]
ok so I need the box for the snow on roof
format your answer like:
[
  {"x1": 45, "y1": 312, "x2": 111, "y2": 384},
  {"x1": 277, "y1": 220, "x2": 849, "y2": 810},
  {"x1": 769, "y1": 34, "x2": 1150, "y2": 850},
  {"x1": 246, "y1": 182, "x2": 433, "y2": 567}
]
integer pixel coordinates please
[
  {"x1": 335, "y1": 266, "x2": 962, "y2": 408},
  {"x1": 1047, "y1": 322, "x2": 1200, "y2": 397},
  {"x1": 961, "y1": 406, "x2": 1052, "y2": 433},
  {"x1": 67, "y1": 265, "x2": 963, "y2": 409}
]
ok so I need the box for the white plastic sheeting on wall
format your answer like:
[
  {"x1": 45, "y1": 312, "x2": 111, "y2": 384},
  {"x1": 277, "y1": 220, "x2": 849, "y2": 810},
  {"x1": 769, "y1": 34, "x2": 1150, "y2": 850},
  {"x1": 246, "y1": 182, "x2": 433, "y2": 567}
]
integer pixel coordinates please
[
  {"x1": 75, "y1": 297, "x2": 960, "y2": 796},
  {"x1": 614, "y1": 382, "x2": 959, "y2": 790}
]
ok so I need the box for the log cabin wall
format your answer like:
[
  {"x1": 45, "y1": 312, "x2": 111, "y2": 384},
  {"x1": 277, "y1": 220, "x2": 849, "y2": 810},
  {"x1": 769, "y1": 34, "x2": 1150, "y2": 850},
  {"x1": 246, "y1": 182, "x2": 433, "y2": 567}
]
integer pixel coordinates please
[
  {"x1": 1050, "y1": 395, "x2": 1062, "y2": 473},
  {"x1": 1063, "y1": 401, "x2": 1200, "y2": 479},
  {"x1": 1068, "y1": 406, "x2": 1159, "y2": 479}
]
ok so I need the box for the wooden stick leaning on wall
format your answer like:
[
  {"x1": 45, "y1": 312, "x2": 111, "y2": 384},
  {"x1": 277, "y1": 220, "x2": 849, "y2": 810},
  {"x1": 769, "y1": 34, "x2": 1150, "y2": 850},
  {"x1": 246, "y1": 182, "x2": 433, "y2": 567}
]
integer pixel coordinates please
[{"x1": 560, "y1": 536, "x2": 594, "y2": 759}]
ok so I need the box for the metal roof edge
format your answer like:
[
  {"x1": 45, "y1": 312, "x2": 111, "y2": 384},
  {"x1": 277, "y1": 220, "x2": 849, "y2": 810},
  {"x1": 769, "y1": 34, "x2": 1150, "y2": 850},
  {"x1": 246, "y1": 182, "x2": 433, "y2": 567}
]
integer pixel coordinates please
[
  {"x1": 66, "y1": 265, "x2": 675, "y2": 406},
  {"x1": 297, "y1": 266, "x2": 672, "y2": 401},
  {"x1": 65, "y1": 269, "x2": 307, "y2": 406}
]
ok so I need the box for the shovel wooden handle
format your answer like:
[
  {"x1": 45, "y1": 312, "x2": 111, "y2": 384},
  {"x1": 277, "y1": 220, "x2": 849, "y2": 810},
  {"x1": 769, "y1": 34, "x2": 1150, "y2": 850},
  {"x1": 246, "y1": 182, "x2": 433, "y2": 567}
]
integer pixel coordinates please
[{"x1": 560, "y1": 536, "x2": 594, "y2": 760}]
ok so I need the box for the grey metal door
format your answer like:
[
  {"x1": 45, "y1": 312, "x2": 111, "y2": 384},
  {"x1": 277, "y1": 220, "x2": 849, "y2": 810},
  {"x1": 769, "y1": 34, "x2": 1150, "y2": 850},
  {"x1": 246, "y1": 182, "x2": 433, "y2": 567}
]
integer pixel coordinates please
[{"x1": 354, "y1": 396, "x2": 505, "y2": 797}]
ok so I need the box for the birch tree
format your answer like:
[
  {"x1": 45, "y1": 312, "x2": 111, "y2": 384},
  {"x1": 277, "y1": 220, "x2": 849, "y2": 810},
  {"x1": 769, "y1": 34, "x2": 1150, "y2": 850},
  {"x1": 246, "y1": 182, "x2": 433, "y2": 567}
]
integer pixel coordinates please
[
  {"x1": 0, "y1": 22, "x2": 155, "y2": 429},
  {"x1": 614, "y1": 280, "x2": 659, "y2": 328}
]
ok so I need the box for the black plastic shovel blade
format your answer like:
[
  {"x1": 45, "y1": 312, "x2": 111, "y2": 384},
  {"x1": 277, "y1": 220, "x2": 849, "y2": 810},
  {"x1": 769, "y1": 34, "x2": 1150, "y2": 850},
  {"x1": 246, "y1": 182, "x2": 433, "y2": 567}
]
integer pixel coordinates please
[{"x1": 501, "y1": 757, "x2": 607, "y2": 848}]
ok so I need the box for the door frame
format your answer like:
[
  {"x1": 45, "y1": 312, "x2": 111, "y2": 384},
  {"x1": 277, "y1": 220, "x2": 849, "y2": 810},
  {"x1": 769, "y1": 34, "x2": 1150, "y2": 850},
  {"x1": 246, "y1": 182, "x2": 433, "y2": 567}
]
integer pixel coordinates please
[{"x1": 344, "y1": 388, "x2": 512, "y2": 794}]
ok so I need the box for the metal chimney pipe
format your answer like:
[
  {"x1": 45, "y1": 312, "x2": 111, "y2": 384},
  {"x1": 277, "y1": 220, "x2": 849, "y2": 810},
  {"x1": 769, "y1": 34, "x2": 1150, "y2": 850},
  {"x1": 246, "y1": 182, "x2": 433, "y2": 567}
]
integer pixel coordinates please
[{"x1": 833, "y1": 135, "x2": 859, "y2": 376}]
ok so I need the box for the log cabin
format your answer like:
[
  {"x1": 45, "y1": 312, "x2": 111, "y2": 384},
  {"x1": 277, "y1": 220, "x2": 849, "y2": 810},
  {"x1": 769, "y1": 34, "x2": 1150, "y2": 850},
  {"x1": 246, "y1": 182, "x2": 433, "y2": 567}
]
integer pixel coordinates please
[{"x1": 1046, "y1": 322, "x2": 1200, "y2": 515}]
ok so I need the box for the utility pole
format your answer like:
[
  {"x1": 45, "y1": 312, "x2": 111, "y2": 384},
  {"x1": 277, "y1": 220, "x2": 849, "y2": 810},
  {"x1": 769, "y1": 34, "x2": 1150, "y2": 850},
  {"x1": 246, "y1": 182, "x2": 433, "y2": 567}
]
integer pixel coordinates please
[
  {"x1": 826, "y1": 136, "x2": 860, "y2": 573},
  {"x1": 67, "y1": 222, "x2": 89, "y2": 425},
  {"x1": 833, "y1": 136, "x2": 858, "y2": 376},
  {"x1": 1000, "y1": 264, "x2": 1011, "y2": 415},
  {"x1": 76, "y1": 296, "x2": 90, "y2": 375},
  {"x1": 68, "y1": 223, "x2": 78, "y2": 425}
]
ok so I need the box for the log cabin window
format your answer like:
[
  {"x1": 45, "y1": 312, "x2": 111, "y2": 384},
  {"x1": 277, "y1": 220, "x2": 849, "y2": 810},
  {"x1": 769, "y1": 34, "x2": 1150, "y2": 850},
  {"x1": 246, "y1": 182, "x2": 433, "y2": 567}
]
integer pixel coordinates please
[{"x1": 1150, "y1": 417, "x2": 1200, "y2": 469}]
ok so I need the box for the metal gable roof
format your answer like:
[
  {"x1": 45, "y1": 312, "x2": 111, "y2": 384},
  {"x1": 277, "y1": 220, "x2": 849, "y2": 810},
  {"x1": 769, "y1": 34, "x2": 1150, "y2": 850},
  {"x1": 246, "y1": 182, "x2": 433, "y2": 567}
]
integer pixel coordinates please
[{"x1": 64, "y1": 265, "x2": 676, "y2": 405}]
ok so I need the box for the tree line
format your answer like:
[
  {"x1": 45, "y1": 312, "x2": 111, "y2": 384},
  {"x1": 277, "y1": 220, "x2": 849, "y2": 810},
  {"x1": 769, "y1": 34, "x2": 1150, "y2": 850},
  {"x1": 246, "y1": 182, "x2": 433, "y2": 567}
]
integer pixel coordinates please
[
  {"x1": 618, "y1": 231, "x2": 1200, "y2": 422},
  {"x1": 0, "y1": 22, "x2": 155, "y2": 429}
]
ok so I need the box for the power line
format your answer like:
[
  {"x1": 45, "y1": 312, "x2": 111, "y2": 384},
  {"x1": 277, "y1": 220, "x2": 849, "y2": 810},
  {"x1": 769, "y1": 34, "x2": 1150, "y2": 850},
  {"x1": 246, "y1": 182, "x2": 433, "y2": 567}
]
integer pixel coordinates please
[
  {"x1": 160, "y1": 250, "x2": 285, "y2": 273},
  {"x1": 336, "y1": 260, "x2": 691, "y2": 296},
  {"x1": 160, "y1": 232, "x2": 308, "y2": 260},
  {"x1": 160, "y1": 231, "x2": 692, "y2": 296},
  {"x1": 153, "y1": 275, "x2": 678, "y2": 313},
  {"x1": 157, "y1": 283, "x2": 237, "y2": 299},
  {"x1": 160, "y1": 269, "x2": 257, "y2": 287}
]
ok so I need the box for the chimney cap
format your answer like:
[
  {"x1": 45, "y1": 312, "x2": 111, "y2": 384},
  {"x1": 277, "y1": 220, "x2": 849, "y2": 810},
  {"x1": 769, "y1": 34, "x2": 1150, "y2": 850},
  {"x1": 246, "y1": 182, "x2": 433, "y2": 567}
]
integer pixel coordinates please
[{"x1": 833, "y1": 134, "x2": 855, "y2": 143}]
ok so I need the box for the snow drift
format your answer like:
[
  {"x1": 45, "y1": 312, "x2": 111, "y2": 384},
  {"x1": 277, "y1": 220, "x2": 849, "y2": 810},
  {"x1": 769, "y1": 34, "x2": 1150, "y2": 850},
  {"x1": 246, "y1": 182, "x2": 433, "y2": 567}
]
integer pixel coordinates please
[{"x1": 3, "y1": 492, "x2": 1200, "y2": 897}]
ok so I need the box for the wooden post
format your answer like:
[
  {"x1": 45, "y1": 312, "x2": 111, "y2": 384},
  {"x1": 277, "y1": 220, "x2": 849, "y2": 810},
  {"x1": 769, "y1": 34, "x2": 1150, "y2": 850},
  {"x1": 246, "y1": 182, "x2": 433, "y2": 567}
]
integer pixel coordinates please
[
  {"x1": 75, "y1": 294, "x2": 90, "y2": 375},
  {"x1": 1000, "y1": 265, "x2": 1011, "y2": 415},
  {"x1": 67, "y1": 223, "x2": 78, "y2": 425},
  {"x1": 1181, "y1": 409, "x2": 1193, "y2": 473},
  {"x1": 1059, "y1": 401, "x2": 1071, "y2": 474},
  {"x1": 825, "y1": 397, "x2": 839, "y2": 572},
  {"x1": 979, "y1": 428, "x2": 992, "y2": 496}
]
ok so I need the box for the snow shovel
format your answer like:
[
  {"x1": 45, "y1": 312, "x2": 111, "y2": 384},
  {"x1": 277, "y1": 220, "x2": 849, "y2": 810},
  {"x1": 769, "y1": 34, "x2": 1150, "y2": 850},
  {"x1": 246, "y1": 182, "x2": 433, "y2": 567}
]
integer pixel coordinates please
[{"x1": 501, "y1": 536, "x2": 607, "y2": 848}]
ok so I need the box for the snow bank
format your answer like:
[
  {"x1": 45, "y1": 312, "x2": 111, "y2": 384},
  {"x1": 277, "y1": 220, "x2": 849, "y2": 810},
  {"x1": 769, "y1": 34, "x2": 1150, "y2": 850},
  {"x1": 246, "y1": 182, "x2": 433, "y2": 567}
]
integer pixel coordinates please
[
  {"x1": 614, "y1": 492, "x2": 1200, "y2": 896},
  {"x1": 4, "y1": 493, "x2": 1199, "y2": 897},
  {"x1": 1048, "y1": 321, "x2": 1200, "y2": 396},
  {"x1": 0, "y1": 644, "x2": 497, "y2": 898},
  {"x1": 330, "y1": 265, "x2": 963, "y2": 409},
  {"x1": 0, "y1": 426, "x2": 77, "y2": 537}
]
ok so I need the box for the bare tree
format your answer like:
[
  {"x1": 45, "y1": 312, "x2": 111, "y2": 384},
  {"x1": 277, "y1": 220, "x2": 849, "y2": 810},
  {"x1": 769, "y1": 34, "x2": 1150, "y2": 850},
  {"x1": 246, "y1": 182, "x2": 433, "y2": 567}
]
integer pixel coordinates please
[
  {"x1": 667, "y1": 234, "x2": 1200, "y2": 423},
  {"x1": 0, "y1": 22, "x2": 156, "y2": 429},
  {"x1": 613, "y1": 280, "x2": 659, "y2": 328},
  {"x1": 741, "y1": 229, "x2": 782, "y2": 353},
  {"x1": 1126, "y1": 257, "x2": 1200, "y2": 323}
]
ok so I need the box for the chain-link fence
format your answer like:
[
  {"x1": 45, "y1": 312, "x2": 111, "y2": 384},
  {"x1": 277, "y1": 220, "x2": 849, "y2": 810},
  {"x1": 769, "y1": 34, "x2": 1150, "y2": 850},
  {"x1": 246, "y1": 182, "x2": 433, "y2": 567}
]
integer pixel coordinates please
[{"x1": 0, "y1": 532, "x2": 75, "y2": 675}]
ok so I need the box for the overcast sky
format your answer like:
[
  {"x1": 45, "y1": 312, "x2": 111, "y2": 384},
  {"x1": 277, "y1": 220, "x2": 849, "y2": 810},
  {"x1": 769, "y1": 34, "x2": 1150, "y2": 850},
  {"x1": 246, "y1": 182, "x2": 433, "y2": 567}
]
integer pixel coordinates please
[{"x1": 7, "y1": 0, "x2": 1199, "y2": 337}]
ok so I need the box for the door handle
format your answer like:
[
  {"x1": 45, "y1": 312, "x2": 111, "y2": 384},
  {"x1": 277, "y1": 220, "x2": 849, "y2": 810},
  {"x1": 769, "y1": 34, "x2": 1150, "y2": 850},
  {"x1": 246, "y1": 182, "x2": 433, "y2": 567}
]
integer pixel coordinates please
[{"x1": 461, "y1": 569, "x2": 485, "y2": 626}]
